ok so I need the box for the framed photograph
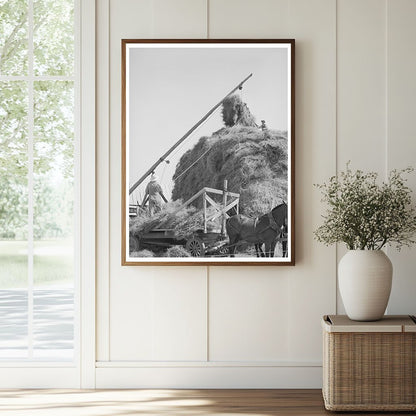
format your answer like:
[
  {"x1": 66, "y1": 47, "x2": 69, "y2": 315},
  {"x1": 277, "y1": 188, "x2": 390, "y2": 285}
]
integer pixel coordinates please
[{"x1": 122, "y1": 39, "x2": 295, "y2": 265}]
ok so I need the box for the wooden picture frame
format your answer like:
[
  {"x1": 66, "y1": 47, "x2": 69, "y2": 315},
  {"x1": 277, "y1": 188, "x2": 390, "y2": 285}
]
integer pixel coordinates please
[{"x1": 122, "y1": 39, "x2": 295, "y2": 266}]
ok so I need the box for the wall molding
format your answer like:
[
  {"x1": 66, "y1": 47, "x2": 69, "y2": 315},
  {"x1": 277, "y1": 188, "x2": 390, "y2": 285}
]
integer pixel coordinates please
[
  {"x1": 96, "y1": 366, "x2": 322, "y2": 388},
  {"x1": 96, "y1": 0, "x2": 111, "y2": 363},
  {"x1": 96, "y1": 360, "x2": 321, "y2": 368},
  {"x1": 80, "y1": 0, "x2": 96, "y2": 388},
  {"x1": 0, "y1": 368, "x2": 80, "y2": 389}
]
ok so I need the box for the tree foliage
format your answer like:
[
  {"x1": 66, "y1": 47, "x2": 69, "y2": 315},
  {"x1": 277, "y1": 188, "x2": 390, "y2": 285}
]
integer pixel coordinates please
[
  {"x1": 0, "y1": 0, "x2": 74, "y2": 240},
  {"x1": 33, "y1": 0, "x2": 74, "y2": 76},
  {"x1": 0, "y1": 0, "x2": 28, "y2": 75},
  {"x1": 34, "y1": 81, "x2": 74, "y2": 178},
  {"x1": 0, "y1": 176, "x2": 27, "y2": 238},
  {"x1": 0, "y1": 81, "x2": 28, "y2": 179}
]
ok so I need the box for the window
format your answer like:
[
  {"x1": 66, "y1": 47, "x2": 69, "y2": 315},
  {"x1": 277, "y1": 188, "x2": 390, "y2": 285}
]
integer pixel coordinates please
[{"x1": 0, "y1": 0, "x2": 77, "y2": 361}]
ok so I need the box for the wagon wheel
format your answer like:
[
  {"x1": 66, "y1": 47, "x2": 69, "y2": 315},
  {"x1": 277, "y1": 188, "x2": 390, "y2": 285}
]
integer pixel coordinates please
[
  {"x1": 129, "y1": 235, "x2": 140, "y2": 252},
  {"x1": 217, "y1": 244, "x2": 229, "y2": 256},
  {"x1": 186, "y1": 237, "x2": 206, "y2": 257}
]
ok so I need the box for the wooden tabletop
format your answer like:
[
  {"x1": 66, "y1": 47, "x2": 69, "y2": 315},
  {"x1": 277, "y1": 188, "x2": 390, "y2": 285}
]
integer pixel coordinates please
[{"x1": 323, "y1": 315, "x2": 416, "y2": 333}]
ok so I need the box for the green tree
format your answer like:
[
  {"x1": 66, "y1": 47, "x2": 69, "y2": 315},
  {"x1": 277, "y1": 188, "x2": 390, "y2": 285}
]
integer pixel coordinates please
[
  {"x1": 0, "y1": 0, "x2": 74, "y2": 240},
  {"x1": 0, "y1": 81, "x2": 28, "y2": 179},
  {"x1": 0, "y1": 176, "x2": 27, "y2": 238},
  {"x1": 33, "y1": 0, "x2": 74, "y2": 76},
  {"x1": 0, "y1": 0, "x2": 28, "y2": 75}
]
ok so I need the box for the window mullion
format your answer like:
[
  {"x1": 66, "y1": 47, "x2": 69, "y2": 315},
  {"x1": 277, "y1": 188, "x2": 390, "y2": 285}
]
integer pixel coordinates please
[
  {"x1": 27, "y1": 0, "x2": 34, "y2": 360},
  {"x1": 0, "y1": 76, "x2": 75, "y2": 81}
]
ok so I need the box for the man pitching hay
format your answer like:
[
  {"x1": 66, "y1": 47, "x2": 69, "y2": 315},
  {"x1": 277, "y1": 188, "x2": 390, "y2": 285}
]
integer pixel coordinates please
[{"x1": 142, "y1": 173, "x2": 168, "y2": 216}]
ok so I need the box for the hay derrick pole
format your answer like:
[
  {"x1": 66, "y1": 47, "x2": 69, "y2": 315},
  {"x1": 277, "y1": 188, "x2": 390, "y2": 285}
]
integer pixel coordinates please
[
  {"x1": 221, "y1": 180, "x2": 228, "y2": 236},
  {"x1": 203, "y1": 191, "x2": 207, "y2": 233},
  {"x1": 129, "y1": 73, "x2": 253, "y2": 195}
]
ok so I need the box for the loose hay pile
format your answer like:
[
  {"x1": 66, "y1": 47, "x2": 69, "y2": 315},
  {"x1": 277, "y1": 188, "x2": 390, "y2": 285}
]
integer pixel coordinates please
[
  {"x1": 165, "y1": 246, "x2": 191, "y2": 257},
  {"x1": 131, "y1": 249, "x2": 154, "y2": 258},
  {"x1": 221, "y1": 94, "x2": 258, "y2": 127},
  {"x1": 130, "y1": 200, "x2": 221, "y2": 239},
  {"x1": 130, "y1": 200, "x2": 191, "y2": 236}
]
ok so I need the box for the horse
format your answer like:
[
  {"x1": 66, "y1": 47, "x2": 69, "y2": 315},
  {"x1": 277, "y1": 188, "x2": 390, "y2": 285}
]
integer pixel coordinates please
[
  {"x1": 226, "y1": 202, "x2": 288, "y2": 258},
  {"x1": 279, "y1": 223, "x2": 288, "y2": 257}
]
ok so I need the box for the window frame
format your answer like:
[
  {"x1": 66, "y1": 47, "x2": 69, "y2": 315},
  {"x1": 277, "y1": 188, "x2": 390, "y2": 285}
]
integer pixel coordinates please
[{"x1": 0, "y1": 0, "x2": 96, "y2": 388}]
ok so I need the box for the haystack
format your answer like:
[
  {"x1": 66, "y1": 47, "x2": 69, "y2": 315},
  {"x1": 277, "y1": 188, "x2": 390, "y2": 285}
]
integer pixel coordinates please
[{"x1": 172, "y1": 95, "x2": 288, "y2": 217}]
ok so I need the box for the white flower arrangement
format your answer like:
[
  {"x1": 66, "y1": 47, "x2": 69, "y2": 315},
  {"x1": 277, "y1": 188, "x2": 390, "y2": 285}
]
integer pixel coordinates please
[{"x1": 314, "y1": 164, "x2": 416, "y2": 250}]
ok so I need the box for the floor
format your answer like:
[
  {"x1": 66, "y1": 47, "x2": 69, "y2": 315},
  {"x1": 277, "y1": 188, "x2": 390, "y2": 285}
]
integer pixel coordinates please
[{"x1": 0, "y1": 389, "x2": 413, "y2": 416}]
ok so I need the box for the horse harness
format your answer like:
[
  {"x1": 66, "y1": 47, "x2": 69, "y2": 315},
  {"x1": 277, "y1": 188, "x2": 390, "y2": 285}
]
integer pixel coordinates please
[
  {"x1": 267, "y1": 212, "x2": 280, "y2": 231},
  {"x1": 227, "y1": 210, "x2": 284, "y2": 236},
  {"x1": 253, "y1": 212, "x2": 281, "y2": 235}
]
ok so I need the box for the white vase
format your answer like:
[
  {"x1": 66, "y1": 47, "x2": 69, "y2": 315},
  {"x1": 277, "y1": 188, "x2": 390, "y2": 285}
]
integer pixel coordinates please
[{"x1": 338, "y1": 250, "x2": 392, "y2": 321}]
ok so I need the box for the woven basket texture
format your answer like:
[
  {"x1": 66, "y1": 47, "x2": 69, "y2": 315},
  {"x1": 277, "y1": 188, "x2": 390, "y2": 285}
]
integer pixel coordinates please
[{"x1": 323, "y1": 330, "x2": 416, "y2": 411}]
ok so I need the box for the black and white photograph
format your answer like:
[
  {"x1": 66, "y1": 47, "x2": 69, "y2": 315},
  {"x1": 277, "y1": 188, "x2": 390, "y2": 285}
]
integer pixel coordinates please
[{"x1": 122, "y1": 40, "x2": 295, "y2": 265}]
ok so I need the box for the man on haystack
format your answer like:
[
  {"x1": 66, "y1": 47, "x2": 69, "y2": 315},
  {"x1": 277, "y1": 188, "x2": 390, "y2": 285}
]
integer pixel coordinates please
[{"x1": 142, "y1": 173, "x2": 168, "y2": 216}]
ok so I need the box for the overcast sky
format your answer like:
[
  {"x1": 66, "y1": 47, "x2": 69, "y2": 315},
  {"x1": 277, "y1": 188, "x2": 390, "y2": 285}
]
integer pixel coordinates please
[{"x1": 127, "y1": 44, "x2": 289, "y2": 204}]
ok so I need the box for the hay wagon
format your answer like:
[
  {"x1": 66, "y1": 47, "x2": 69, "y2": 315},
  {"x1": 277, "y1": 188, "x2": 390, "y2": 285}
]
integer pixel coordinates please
[{"x1": 130, "y1": 181, "x2": 239, "y2": 257}]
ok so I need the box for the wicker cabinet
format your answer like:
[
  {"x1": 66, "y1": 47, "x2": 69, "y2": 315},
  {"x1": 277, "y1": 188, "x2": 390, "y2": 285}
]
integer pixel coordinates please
[{"x1": 322, "y1": 315, "x2": 416, "y2": 411}]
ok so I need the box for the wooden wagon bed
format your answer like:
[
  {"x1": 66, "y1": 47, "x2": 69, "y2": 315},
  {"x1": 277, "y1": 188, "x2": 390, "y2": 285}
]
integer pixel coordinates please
[{"x1": 131, "y1": 181, "x2": 239, "y2": 257}]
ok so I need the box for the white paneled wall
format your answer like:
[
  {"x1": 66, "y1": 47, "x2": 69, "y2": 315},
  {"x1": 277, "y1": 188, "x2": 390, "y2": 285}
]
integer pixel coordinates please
[
  {"x1": 335, "y1": 0, "x2": 388, "y2": 313},
  {"x1": 209, "y1": 268, "x2": 290, "y2": 362},
  {"x1": 110, "y1": 267, "x2": 207, "y2": 361},
  {"x1": 386, "y1": 0, "x2": 416, "y2": 314},
  {"x1": 95, "y1": 0, "x2": 416, "y2": 388},
  {"x1": 337, "y1": 0, "x2": 387, "y2": 173}
]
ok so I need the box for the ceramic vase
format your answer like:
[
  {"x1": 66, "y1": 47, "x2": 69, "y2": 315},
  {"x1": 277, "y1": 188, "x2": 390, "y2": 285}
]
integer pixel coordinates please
[{"x1": 338, "y1": 250, "x2": 392, "y2": 321}]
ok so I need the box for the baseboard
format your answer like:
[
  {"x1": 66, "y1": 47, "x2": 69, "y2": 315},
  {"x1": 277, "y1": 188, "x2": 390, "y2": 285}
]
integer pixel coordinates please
[
  {"x1": 95, "y1": 365, "x2": 323, "y2": 388},
  {"x1": 0, "y1": 367, "x2": 80, "y2": 388}
]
